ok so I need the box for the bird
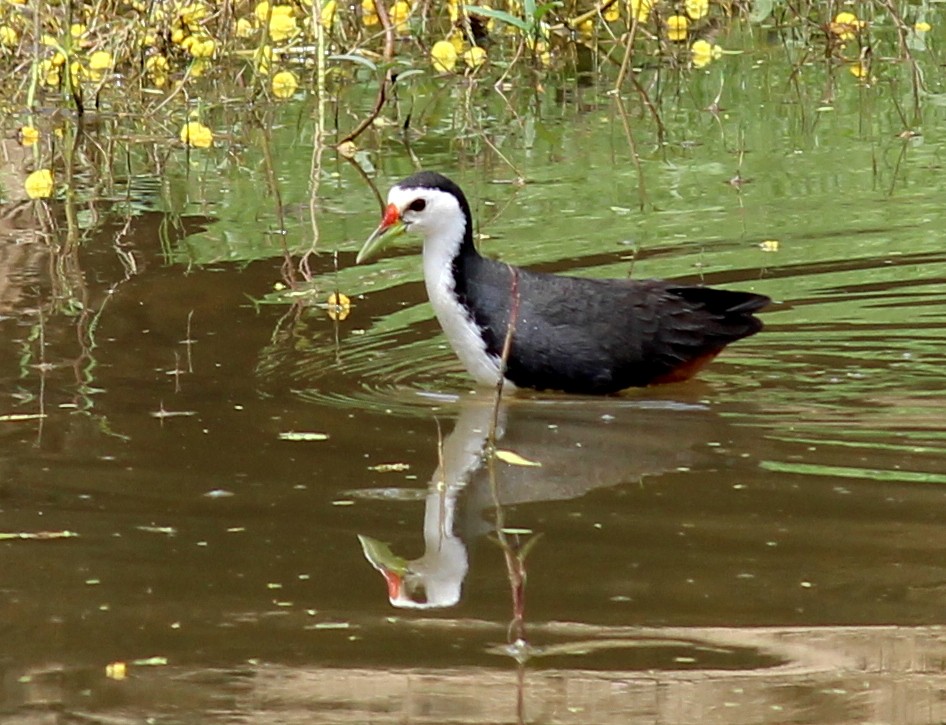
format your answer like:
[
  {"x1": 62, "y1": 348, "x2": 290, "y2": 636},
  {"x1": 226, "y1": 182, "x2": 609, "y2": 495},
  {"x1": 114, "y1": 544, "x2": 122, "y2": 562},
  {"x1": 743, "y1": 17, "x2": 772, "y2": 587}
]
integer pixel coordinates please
[{"x1": 357, "y1": 171, "x2": 770, "y2": 395}]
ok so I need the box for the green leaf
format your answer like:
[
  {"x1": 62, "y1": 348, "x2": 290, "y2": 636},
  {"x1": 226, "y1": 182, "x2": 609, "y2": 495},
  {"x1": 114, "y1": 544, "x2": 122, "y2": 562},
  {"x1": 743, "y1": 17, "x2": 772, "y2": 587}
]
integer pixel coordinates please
[
  {"x1": 465, "y1": 5, "x2": 531, "y2": 32},
  {"x1": 328, "y1": 53, "x2": 378, "y2": 72},
  {"x1": 748, "y1": 0, "x2": 774, "y2": 23}
]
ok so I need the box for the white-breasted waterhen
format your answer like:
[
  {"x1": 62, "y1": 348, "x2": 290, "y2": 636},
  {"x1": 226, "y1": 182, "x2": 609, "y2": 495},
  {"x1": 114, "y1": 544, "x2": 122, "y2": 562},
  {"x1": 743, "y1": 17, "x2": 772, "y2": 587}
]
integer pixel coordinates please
[{"x1": 357, "y1": 171, "x2": 770, "y2": 395}]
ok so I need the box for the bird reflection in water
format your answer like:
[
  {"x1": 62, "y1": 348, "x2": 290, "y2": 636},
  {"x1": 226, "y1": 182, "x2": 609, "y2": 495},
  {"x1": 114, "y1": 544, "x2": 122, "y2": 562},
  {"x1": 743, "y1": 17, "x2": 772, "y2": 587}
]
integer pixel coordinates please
[{"x1": 359, "y1": 390, "x2": 727, "y2": 610}]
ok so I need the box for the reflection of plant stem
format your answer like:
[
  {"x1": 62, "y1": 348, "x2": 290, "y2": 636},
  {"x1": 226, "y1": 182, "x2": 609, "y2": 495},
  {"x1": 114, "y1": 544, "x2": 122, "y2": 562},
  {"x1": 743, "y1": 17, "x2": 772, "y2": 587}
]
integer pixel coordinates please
[
  {"x1": 613, "y1": 95, "x2": 648, "y2": 214},
  {"x1": 35, "y1": 307, "x2": 46, "y2": 447},
  {"x1": 256, "y1": 118, "x2": 293, "y2": 287},
  {"x1": 484, "y1": 269, "x2": 535, "y2": 646}
]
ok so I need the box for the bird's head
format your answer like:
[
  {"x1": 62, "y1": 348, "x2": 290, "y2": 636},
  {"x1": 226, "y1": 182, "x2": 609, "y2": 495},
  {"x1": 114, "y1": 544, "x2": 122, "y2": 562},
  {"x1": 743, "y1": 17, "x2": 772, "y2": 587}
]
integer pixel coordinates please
[{"x1": 356, "y1": 173, "x2": 469, "y2": 263}]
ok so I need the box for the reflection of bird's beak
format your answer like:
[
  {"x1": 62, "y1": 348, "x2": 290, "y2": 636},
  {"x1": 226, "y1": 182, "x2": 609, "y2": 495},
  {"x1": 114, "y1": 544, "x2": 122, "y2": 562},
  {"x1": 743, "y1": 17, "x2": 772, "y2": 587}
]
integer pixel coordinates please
[
  {"x1": 380, "y1": 567, "x2": 403, "y2": 600},
  {"x1": 356, "y1": 203, "x2": 406, "y2": 264}
]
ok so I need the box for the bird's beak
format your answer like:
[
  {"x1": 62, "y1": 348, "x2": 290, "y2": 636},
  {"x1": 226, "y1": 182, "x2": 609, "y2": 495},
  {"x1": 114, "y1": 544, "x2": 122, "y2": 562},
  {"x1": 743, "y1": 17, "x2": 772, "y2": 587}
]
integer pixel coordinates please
[{"x1": 356, "y1": 203, "x2": 406, "y2": 264}]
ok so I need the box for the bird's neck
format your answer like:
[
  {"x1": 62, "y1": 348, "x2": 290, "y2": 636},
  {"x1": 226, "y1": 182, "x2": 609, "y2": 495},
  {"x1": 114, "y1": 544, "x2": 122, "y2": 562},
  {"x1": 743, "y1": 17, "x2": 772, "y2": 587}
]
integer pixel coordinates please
[{"x1": 421, "y1": 209, "x2": 506, "y2": 385}]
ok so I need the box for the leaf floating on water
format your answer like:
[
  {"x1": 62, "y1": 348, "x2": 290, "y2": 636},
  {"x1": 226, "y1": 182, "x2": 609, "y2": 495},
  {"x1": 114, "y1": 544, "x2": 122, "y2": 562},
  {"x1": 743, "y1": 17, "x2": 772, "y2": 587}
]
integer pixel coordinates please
[
  {"x1": 308, "y1": 622, "x2": 351, "y2": 630},
  {"x1": 495, "y1": 449, "x2": 542, "y2": 467},
  {"x1": 0, "y1": 530, "x2": 78, "y2": 541},
  {"x1": 367, "y1": 462, "x2": 410, "y2": 472},
  {"x1": 136, "y1": 525, "x2": 177, "y2": 536},
  {"x1": 131, "y1": 656, "x2": 168, "y2": 667},
  {"x1": 278, "y1": 431, "x2": 329, "y2": 441},
  {"x1": 0, "y1": 413, "x2": 47, "y2": 422},
  {"x1": 150, "y1": 408, "x2": 197, "y2": 419},
  {"x1": 759, "y1": 239, "x2": 780, "y2": 252},
  {"x1": 203, "y1": 489, "x2": 234, "y2": 498}
]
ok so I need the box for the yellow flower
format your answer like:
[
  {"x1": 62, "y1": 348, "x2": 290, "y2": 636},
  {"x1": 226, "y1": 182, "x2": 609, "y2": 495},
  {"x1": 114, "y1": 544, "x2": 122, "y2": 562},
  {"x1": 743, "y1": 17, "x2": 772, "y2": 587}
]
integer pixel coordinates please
[
  {"x1": 24, "y1": 169, "x2": 54, "y2": 199},
  {"x1": 577, "y1": 18, "x2": 594, "y2": 36},
  {"x1": 189, "y1": 57, "x2": 210, "y2": 77},
  {"x1": 70, "y1": 23, "x2": 88, "y2": 41},
  {"x1": 236, "y1": 17, "x2": 255, "y2": 38},
  {"x1": 171, "y1": 27, "x2": 186, "y2": 44},
  {"x1": 39, "y1": 59, "x2": 60, "y2": 86},
  {"x1": 19, "y1": 126, "x2": 40, "y2": 146},
  {"x1": 69, "y1": 61, "x2": 85, "y2": 87},
  {"x1": 628, "y1": 0, "x2": 652, "y2": 23},
  {"x1": 361, "y1": 0, "x2": 379, "y2": 26},
  {"x1": 463, "y1": 45, "x2": 487, "y2": 68},
  {"x1": 255, "y1": 2, "x2": 294, "y2": 22},
  {"x1": 830, "y1": 11, "x2": 862, "y2": 41},
  {"x1": 272, "y1": 69, "x2": 298, "y2": 98},
  {"x1": 685, "y1": 0, "x2": 708, "y2": 19},
  {"x1": 602, "y1": 1, "x2": 620, "y2": 21},
  {"x1": 269, "y1": 12, "x2": 298, "y2": 42},
  {"x1": 430, "y1": 39, "x2": 457, "y2": 72},
  {"x1": 89, "y1": 50, "x2": 113, "y2": 70},
  {"x1": 179, "y1": 3, "x2": 208, "y2": 30},
  {"x1": 690, "y1": 38, "x2": 722, "y2": 67},
  {"x1": 189, "y1": 36, "x2": 216, "y2": 57},
  {"x1": 179, "y1": 121, "x2": 213, "y2": 148},
  {"x1": 849, "y1": 59, "x2": 869, "y2": 78},
  {"x1": 390, "y1": 0, "x2": 412, "y2": 30},
  {"x1": 321, "y1": 0, "x2": 337, "y2": 28},
  {"x1": 665, "y1": 14, "x2": 689, "y2": 41},
  {"x1": 0, "y1": 25, "x2": 18, "y2": 47},
  {"x1": 146, "y1": 54, "x2": 169, "y2": 86},
  {"x1": 51, "y1": 49, "x2": 66, "y2": 66},
  {"x1": 915, "y1": 21, "x2": 931, "y2": 32}
]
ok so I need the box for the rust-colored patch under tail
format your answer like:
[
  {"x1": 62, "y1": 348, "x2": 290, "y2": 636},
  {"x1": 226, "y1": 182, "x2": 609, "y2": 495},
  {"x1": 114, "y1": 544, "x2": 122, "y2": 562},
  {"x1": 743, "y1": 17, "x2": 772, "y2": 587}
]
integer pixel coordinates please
[{"x1": 651, "y1": 350, "x2": 721, "y2": 385}]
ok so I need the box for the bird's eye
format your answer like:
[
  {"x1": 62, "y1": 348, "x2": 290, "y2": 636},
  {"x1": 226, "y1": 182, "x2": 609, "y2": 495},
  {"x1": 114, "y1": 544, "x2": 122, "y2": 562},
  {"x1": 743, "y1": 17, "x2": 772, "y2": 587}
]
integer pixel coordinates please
[{"x1": 408, "y1": 198, "x2": 426, "y2": 213}]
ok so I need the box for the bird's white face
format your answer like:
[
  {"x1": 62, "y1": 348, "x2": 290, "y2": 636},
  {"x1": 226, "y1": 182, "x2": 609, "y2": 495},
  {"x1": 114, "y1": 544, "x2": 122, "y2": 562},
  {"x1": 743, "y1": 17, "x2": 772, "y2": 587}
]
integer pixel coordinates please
[
  {"x1": 356, "y1": 183, "x2": 467, "y2": 264},
  {"x1": 387, "y1": 184, "x2": 465, "y2": 244}
]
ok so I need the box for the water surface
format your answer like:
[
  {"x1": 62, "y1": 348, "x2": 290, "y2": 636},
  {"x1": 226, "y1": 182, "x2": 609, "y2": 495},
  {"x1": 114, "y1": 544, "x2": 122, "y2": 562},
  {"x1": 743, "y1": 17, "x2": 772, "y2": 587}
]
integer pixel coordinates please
[{"x1": 3, "y1": 29, "x2": 946, "y2": 723}]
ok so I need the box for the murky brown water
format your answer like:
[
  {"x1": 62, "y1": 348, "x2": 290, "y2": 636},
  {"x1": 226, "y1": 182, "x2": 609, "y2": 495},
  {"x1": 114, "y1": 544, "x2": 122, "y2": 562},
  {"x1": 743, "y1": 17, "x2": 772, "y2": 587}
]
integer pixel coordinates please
[{"x1": 5, "y1": 41, "x2": 946, "y2": 723}]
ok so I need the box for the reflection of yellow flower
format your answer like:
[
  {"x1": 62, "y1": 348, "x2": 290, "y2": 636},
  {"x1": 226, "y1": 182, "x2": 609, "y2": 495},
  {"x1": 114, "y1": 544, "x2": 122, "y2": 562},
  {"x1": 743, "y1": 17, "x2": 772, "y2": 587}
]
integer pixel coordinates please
[
  {"x1": 685, "y1": 0, "x2": 708, "y2": 19},
  {"x1": 691, "y1": 38, "x2": 722, "y2": 67},
  {"x1": 666, "y1": 15, "x2": 689, "y2": 41},
  {"x1": 179, "y1": 121, "x2": 213, "y2": 148},
  {"x1": 25, "y1": 169, "x2": 54, "y2": 199},
  {"x1": 19, "y1": 126, "x2": 40, "y2": 146},
  {"x1": 326, "y1": 292, "x2": 351, "y2": 321},
  {"x1": 272, "y1": 70, "x2": 298, "y2": 98},
  {"x1": 431, "y1": 39, "x2": 457, "y2": 71},
  {"x1": 830, "y1": 12, "x2": 862, "y2": 41},
  {"x1": 463, "y1": 45, "x2": 487, "y2": 68},
  {"x1": 915, "y1": 21, "x2": 931, "y2": 32}
]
